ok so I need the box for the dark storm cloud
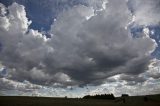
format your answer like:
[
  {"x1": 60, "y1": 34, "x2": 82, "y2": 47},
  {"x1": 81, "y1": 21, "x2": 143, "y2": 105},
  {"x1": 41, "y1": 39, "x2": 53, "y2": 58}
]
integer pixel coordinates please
[{"x1": 0, "y1": 0, "x2": 158, "y2": 89}]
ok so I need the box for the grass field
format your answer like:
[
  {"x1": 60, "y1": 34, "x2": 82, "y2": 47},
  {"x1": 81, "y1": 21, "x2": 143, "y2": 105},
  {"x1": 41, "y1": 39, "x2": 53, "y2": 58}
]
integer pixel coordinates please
[{"x1": 0, "y1": 94, "x2": 160, "y2": 106}]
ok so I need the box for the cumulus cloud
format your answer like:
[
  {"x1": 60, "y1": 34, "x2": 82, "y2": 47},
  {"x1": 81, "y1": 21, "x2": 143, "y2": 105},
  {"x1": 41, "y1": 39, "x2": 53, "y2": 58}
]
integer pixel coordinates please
[
  {"x1": 0, "y1": 2, "x2": 54, "y2": 84},
  {"x1": 0, "y1": 0, "x2": 158, "y2": 95},
  {"x1": 48, "y1": 0, "x2": 156, "y2": 86}
]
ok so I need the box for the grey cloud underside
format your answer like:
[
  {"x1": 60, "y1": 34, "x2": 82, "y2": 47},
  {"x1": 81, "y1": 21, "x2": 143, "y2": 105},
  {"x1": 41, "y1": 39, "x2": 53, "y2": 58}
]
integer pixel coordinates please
[{"x1": 0, "y1": 0, "x2": 158, "y2": 89}]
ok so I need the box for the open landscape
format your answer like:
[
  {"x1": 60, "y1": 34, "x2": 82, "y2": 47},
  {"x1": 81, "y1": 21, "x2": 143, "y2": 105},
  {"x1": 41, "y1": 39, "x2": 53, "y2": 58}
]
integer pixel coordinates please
[
  {"x1": 0, "y1": 94, "x2": 160, "y2": 106},
  {"x1": 0, "y1": 1, "x2": 160, "y2": 106}
]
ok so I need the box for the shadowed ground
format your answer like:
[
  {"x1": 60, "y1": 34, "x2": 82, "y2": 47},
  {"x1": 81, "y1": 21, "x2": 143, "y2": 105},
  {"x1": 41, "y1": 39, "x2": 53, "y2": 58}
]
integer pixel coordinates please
[{"x1": 0, "y1": 94, "x2": 160, "y2": 106}]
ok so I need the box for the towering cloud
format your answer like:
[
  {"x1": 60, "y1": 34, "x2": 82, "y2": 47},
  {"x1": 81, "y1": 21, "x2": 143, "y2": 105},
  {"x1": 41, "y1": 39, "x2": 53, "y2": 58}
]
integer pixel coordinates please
[{"x1": 48, "y1": 0, "x2": 156, "y2": 86}]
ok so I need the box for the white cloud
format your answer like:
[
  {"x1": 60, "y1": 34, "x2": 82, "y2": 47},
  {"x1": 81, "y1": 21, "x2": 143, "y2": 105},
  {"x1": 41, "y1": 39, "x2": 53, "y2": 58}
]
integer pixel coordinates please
[
  {"x1": 54, "y1": 72, "x2": 72, "y2": 83},
  {"x1": 30, "y1": 67, "x2": 51, "y2": 81},
  {"x1": 0, "y1": 3, "x2": 7, "y2": 16},
  {"x1": 0, "y1": 2, "x2": 54, "y2": 85},
  {"x1": 7, "y1": 2, "x2": 31, "y2": 33},
  {"x1": 129, "y1": 0, "x2": 160, "y2": 26},
  {"x1": 0, "y1": 78, "x2": 42, "y2": 92},
  {"x1": 86, "y1": 0, "x2": 108, "y2": 11}
]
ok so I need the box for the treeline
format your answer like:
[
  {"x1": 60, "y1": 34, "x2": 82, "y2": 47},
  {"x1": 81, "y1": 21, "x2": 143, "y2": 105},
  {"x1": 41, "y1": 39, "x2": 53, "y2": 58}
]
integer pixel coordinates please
[{"x1": 83, "y1": 94, "x2": 115, "y2": 100}]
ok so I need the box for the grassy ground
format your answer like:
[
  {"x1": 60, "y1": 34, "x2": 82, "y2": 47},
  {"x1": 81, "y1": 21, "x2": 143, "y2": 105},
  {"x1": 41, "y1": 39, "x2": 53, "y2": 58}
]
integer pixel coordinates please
[{"x1": 0, "y1": 94, "x2": 160, "y2": 106}]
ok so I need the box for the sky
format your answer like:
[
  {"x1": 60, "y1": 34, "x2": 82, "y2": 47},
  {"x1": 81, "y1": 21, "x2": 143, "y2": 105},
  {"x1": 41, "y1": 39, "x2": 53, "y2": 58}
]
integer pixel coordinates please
[{"x1": 0, "y1": 0, "x2": 160, "y2": 97}]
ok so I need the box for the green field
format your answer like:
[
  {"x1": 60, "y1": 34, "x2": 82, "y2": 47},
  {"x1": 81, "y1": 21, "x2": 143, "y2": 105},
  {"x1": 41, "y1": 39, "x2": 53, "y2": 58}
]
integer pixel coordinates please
[{"x1": 0, "y1": 94, "x2": 160, "y2": 106}]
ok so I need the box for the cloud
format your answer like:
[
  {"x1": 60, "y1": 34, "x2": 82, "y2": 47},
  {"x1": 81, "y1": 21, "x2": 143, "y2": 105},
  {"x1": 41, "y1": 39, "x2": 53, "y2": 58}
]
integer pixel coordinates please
[
  {"x1": 128, "y1": 0, "x2": 160, "y2": 26},
  {"x1": 119, "y1": 74, "x2": 146, "y2": 84},
  {"x1": 0, "y1": 0, "x2": 97, "y2": 31},
  {"x1": 85, "y1": 0, "x2": 108, "y2": 11},
  {"x1": 0, "y1": 78, "x2": 42, "y2": 92},
  {"x1": 0, "y1": 0, "x2": 158, "y2": 93},
  {"x1": 0, "y1": 2, "x2": 54, "y2": 84},
  {"x1": 144, "y1": 58, "x2": 160, "y2": 79},
  {"x1": 48, "y1": 0, "x2": 156, "y2": 86}
]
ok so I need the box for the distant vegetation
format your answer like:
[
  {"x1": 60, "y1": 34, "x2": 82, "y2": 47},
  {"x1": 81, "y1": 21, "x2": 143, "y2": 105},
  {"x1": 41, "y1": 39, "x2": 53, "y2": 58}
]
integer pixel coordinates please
[
  {"x1": 121, "y1": 94, "x2": 129, "y2": 97},
  {"x1": 83, "y1": 93, "x2": 115, "y2": 100}
]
